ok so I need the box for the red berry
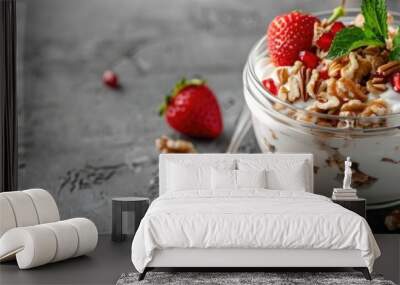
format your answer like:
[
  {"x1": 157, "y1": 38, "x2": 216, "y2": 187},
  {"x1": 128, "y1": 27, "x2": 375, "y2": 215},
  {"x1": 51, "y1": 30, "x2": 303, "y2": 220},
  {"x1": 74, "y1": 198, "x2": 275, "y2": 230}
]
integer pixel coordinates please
[
  {"x1": 267, "y1": 11, "x2": 319, "y2": 66},
  {"x1": 103, "y1": 70, "x2": 119, "y2": 88},
  {"x1": 316, "y1": 32, "x2": 334, "y2": 51},
  {"x1": 299, "y1": 51, "x2": 320, "y2": 69},
  {"x1": 262, "y1": 78, "x2": 278, "y2": 95},
  {"x1": 160, "y1": 79, "x2": 223, "y2": 139},
  {"x1": 319, "y1": 69, "x2": 329, "y2": 80},
  {"x1": 391, "y1": 72, "x2": 400, "y2": 93},
  {"x1": 330, "y1": 21, "x2": 345, "y2": 34}
]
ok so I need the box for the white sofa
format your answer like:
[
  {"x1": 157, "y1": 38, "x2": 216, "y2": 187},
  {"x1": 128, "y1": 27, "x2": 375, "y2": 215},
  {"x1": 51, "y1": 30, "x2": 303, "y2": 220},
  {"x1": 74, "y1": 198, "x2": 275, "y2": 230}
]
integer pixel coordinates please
[{"x1": 0, "y1": 189, "x2": 98, "y2": 269}]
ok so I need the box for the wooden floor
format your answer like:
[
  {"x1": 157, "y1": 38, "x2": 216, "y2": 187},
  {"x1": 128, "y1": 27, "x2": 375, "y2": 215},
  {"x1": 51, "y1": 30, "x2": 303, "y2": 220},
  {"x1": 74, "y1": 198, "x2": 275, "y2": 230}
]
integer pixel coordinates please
[{"x1": 0, "y1": 235, "x2": 133, "y2": 285}]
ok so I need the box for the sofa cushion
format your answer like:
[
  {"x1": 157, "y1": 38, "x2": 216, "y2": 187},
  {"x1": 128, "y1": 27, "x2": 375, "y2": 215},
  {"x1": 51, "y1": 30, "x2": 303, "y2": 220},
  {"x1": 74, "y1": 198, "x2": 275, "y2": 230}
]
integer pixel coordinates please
[
  {"x1": 0, "y1": 192, "x2": 39, "y2": 227},
  {"x1": 0, "y1": 196, "x2": 17, "y2": 237}
]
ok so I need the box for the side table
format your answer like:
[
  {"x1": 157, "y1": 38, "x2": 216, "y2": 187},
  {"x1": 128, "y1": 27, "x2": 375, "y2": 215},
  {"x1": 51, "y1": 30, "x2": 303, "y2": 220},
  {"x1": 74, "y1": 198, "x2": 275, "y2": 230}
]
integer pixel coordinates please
[
  {"x1": 332, "y1": 198, "x2": 366, "y2": 218},
  {"x1": 112, "y1": 197, "x2": 150, "y2": 242}
]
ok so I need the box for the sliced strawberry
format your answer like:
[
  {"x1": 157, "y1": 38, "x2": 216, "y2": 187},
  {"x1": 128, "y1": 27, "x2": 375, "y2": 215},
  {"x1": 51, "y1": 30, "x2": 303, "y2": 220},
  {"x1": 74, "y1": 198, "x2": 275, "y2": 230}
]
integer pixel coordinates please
[
  {"x1": 316, "y1": 32, "x2": 334, "y2": 51},
  {"x1": 267, "y1": 11, "x2": 319, "y2": 66},
  {"x1": 299, "y1": 51, "x2": 320, "y2": 69},
  {"x1": 391, "y1": 72, "x2": 400, "y2": 93},
  {"x1": 319, "y1": 69, "x2": 329, "y2": 80},
  {"x1": 262, "y1": 78, "x2": 278, "y2": 95},
  {"x1": 330, "y1": 21, "x2": 345, "y2": 34}
]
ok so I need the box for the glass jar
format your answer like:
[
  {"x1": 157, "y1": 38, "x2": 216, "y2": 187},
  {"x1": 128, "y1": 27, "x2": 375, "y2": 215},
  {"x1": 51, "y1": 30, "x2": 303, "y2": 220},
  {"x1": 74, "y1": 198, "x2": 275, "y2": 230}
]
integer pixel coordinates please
[{"x1": 243, "y1": 9, "x2": 400, "y2": 209}]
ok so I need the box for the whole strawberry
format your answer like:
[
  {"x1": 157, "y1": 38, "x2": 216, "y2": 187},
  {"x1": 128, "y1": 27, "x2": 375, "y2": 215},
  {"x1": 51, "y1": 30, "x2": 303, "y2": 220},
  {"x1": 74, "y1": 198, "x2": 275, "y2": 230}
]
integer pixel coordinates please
[
  {"x1": 267, "y1": 11, "x2": 318, "y2": 66},
  {"x1": 159, "y1": 78, "x2": 223, "y2": 139}
]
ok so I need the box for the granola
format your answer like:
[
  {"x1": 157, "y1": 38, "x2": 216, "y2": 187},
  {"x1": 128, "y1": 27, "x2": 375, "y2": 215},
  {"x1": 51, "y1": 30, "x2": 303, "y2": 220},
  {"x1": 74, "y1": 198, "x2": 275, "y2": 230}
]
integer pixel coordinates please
[
  {"x1": 155, "y1": 136, "x2": 196, "y2": 153},
  {"x1": 259, "y1": 12, "x2": 400, "y2": 129}
]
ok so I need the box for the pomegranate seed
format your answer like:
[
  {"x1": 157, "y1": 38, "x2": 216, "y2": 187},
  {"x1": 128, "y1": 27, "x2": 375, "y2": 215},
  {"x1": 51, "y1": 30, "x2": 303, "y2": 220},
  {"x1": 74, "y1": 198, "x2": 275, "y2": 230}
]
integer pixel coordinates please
[
  {"x1": 330, "y1": 21, "x2": 345, "y2": 34},
  {"x1": 391, "y1": 72, "x2": 400, "y2": 93},
  {"x1": 262, "y1": 78, "x2": 278, "y2": 95},
  {"x1": 102, "y1": 70, "x2": 119, "y2": 88},
  {"x1": 316, "y1": 32, "x2": 334, "y2": 51},
  {"x1": 319, "y1": 69, "x2": 329, "y2": 80},
  {"x1": 299, "y1": 51, "x2": 320, "y2": 69}
]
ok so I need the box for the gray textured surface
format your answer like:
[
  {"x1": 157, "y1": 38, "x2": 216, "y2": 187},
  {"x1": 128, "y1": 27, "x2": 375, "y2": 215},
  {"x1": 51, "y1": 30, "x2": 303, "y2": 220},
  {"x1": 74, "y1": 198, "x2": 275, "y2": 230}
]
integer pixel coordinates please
[
  {"x1": 117, "y1": 271, "x2": 394, "y2": 285},
  {"x1": 0, "y1": 235, "x2": 132, "y2": 285},
  {"x1": 16, "y1": 0, "x2": 400, "y2": 235},
  {"x1": 0, "y1": 234, "x2": 397, "y2": 285}
]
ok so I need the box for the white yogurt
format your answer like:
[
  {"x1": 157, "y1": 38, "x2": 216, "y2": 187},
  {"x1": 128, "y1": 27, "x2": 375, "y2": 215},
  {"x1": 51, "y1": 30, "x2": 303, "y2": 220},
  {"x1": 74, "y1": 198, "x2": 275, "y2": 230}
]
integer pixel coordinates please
[
  {"x1": 255, "y1": 62, "x2": 400, "y2": 114},
  {"x1": 246, "y1": 54, "x2": 400, "y2": 208},
  {"x1": 380, "y1": 88, "x2": 400, "y2": 113}
]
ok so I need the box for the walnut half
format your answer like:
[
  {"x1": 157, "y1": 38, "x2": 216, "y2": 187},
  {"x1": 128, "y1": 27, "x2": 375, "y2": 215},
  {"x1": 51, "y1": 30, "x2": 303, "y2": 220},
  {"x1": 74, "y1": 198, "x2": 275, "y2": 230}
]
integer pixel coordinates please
[
  {"x1": 340, "y1": 99, "x2": 367, "y2": 113},
  {"x1": 288, "y1": 76, "x2": 301, "y2": 102},
  {"x1": 315, "y1": 92, "x2": 340, "y2": 110},
  {"x1": 155, "y1": 136, "x2": 197, "y2": 153},
  {"x1": 366, "y1": 77, "x2": 388, "y2": 95},
  {"x1": 276, "y1": 68, "x2": 289, "y2": 85},
  {"x1": 377, "y1": 61, "x2": 400, "y2": 77},
  {"x1": 361, "y1": 99, "x2": 389, "y2": 117},
  {"x1": 306, "y1": 69, "x2": 319, "y2": 99}
]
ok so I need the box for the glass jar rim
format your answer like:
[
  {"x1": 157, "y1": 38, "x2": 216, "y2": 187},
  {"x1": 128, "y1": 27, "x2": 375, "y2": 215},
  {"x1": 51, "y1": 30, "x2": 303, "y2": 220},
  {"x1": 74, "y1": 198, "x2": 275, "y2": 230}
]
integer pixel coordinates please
[{"x1": 245, "y1": 9, "x2": 400, "y2": 128}]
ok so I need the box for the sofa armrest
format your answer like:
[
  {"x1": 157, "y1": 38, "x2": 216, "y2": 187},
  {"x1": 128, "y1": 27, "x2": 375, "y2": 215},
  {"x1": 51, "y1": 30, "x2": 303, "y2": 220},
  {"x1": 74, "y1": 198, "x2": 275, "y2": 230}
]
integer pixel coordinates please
[{"x1": 0, "y1": 218, "x2": 98, "y2": 269}]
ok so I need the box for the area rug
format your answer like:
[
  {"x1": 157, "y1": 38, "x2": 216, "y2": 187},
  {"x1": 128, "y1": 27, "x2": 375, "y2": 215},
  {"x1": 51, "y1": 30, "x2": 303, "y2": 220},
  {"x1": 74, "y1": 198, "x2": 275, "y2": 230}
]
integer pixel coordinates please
[{"x1": 116, "y1": 272, "x2": 396, "y2": 285}]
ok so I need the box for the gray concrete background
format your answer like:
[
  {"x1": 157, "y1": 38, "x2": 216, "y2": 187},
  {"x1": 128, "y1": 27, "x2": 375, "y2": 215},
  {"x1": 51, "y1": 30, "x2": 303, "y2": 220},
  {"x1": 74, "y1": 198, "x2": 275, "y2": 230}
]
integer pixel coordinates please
[{"x1": 17, "y1": 0, "x2": 400, "y2": 234}]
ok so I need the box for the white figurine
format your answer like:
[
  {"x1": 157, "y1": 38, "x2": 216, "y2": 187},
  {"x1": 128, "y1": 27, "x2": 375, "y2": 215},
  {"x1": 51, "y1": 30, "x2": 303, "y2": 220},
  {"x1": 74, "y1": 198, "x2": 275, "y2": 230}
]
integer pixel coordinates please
[{"x1": 343, "y1": 157, "x2": 352, "y2": 189}]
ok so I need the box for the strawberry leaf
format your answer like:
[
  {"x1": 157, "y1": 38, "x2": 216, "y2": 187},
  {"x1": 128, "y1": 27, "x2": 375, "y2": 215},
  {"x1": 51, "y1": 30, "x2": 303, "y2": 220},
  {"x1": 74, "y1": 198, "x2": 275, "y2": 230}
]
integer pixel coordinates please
[
  {"x1": 159, "y1": 78, "x2": 206, "y2": 116},
  {"x1": 171, "y1": 78, "x2": 205, "y2": 98},
  {"x1": 327, "y1": 4, "x2": 346, "y2": 24},
  {"x1": 158, "y1": 95, "x2": 171, "y2": 116}
]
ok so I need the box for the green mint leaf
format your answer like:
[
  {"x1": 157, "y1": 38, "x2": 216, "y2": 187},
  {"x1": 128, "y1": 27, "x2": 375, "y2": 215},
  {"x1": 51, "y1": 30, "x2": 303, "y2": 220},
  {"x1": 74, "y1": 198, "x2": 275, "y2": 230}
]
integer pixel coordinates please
[
  {"x1": 393, "y1": 27, "x2": 400, "y2": 47},
  {"x1": 363, "y1": 27, "x2": 379, "y2": 41},
  {"x1": 349, "y1": 38, "x2": 385, "y2": 50},
  {"x1": 327, "y1": 27, "x2": 383, "y2": 59},
  {"x1": 361, "y1": 0, "x2": 388, "y2": 42},
  {"x1": 389, "y1": 47, "x2": 400, "y2": 61},
  {"x1": 389, "y1": 27, "x2": 400, "y2": 60}
]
